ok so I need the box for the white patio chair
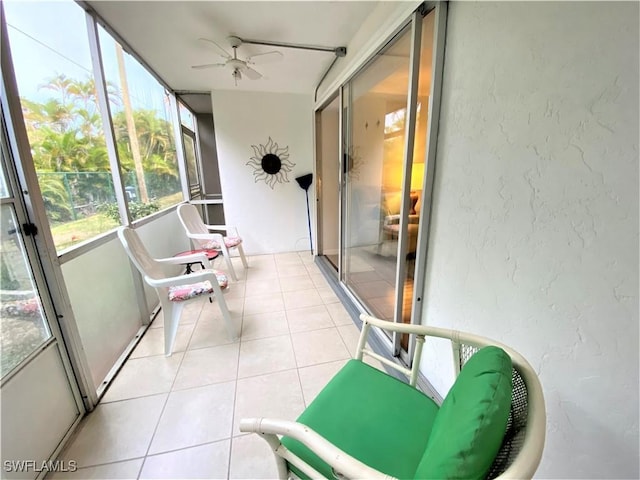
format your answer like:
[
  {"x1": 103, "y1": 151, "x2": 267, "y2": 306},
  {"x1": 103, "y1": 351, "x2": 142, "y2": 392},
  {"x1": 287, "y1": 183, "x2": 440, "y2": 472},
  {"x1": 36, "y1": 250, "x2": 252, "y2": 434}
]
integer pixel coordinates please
[
  {"x1": 240, "y1": 313, "x2": 546, "y2": 479},
  {"x1": 177, "y1": 203, "x2": 248, "y2": 282},
  {"x1": 117, "y1": 226, "x2": 238, "y2": 356}
]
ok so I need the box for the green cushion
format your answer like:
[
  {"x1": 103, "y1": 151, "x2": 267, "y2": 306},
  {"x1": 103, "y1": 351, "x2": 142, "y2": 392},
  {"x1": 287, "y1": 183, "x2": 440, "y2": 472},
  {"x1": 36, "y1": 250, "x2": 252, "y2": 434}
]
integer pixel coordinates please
[
  {"x1": 414, "y1": 346, "x2": 513, "y2": 480},
  {"x1": 282, "y1": 359, "x2": 440, "y2": 479}
]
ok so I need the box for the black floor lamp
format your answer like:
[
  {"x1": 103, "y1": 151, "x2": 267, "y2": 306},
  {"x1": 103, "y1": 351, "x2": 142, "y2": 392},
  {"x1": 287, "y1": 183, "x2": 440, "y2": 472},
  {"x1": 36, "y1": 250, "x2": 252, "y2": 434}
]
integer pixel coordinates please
[{"x1": 295, "y1": 173, "x2": 313, "y2": 254}]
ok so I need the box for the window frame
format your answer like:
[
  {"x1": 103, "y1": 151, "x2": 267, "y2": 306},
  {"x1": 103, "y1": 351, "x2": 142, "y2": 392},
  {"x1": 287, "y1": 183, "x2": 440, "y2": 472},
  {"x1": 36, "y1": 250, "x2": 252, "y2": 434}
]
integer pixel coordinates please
[{"x1": 1, "y1": 2, "x2": 199, "y2": 262}]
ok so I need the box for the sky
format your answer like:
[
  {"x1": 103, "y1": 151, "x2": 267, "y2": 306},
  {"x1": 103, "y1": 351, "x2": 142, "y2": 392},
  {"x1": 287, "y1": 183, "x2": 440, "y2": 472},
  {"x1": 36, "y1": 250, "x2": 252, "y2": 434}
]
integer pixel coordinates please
[{"x1": 4, "y1": 0, "x2": 170, "y2": 117}]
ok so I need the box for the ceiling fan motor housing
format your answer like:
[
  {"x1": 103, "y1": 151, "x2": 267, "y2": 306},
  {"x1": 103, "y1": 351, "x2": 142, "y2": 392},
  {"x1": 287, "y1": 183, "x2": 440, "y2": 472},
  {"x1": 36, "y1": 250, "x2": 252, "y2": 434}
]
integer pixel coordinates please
[
  {"x1": 228, "y1": 58, "x2": 245, "y2": 69},
  {"x1": 228, "y1": 35, "x2": 243, "y2": 48}
]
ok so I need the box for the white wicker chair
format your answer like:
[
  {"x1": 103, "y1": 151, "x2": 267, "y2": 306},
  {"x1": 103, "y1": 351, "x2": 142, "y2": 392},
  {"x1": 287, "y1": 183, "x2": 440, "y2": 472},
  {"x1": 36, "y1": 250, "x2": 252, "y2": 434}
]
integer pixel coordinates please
[{"x1": 240, "y1": 313, "x2": 546, "y2": 479}]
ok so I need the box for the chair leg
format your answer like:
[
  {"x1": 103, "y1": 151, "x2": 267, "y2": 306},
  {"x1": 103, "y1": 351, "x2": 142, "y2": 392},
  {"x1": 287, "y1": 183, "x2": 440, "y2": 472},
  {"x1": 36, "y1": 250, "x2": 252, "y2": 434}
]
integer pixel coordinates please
[
  {"x1": 163, "y1": 300, "x2": 183, "y2": 356},
  {"x1": 221, "y1": 245, "x2": 238, "y2": 282},
  {"x1": 211, "y1": 283, "x2": 238, "y2": 340},
  {"x1": 237, "y1": 243, "x2": 249, "y2": 269},
  {"x1": 256, "y1": 432, "x2": 289, "y2": 479}
]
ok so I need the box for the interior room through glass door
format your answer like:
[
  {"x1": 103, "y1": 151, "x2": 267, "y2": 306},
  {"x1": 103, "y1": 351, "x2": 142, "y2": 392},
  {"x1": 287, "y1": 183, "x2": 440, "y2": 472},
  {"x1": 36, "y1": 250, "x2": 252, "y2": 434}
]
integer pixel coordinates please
[
  {"x1": 342, "y1": 9, "x2": 436, "y2": 355},
  {"x1": 343, "y1": 24, "x2": 413, "y2": 326}
]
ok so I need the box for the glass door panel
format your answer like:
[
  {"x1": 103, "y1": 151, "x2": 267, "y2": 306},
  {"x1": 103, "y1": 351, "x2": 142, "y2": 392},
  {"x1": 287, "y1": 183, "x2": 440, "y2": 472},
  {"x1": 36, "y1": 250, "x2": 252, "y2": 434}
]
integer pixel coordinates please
[
  {"x1": 0, "y1": 133, "x2": 51, "y2": 378},
  {"x1": 0, "y1": 205, "x2": 52, "y2": 378},
  {"x1": 0, "y1": 105, "x2": 81, "y2": 469},
  {"x1": 343, "y1": 25, "x2": 412, "y2": 325},
  {"x1": 317, "y1": 95, "x2": 341, "y2": 270},
  {"x1": 341, "y1": 10, "x2": 437, "y2": 357},
  {"x1": 4, "y1": 0, "x2": 119, "y2": 251}
]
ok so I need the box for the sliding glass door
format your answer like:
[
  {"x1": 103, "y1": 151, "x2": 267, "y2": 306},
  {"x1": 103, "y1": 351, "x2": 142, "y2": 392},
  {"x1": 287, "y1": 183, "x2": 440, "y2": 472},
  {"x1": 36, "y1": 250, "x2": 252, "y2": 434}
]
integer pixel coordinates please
[
  {"x1": 340, "y1": 7, "x2": 437, "y2": 356},
  {"x1": 343, "y1": 24, "x2": 413, "y2": 328}
]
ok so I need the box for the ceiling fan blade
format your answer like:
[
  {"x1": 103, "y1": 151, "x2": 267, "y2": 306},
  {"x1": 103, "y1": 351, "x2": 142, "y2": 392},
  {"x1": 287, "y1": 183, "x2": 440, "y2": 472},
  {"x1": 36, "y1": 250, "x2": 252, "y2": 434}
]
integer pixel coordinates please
[
  {"x1": 191, "y1": 63, "x2": 226, "y2": 70},
  {"x1": 240, "y1": 65, "x2": 262, "y2": 80},
  {"x1": 246, "y1": 51, "x2": 283, "y2": 65},
  {"x1": 198, "y1": 38, "x2": 232, "y2": 59}
]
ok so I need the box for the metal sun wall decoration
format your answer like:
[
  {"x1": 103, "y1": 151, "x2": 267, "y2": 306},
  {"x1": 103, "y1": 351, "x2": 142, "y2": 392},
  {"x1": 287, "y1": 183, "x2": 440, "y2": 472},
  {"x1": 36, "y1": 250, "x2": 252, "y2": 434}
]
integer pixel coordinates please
[
  {"x1": 246, "y1": 137, "x2": 295, "y2": 189},
  {"x1": 346, "y1": 144, "x2": 363, "y2": 181}
]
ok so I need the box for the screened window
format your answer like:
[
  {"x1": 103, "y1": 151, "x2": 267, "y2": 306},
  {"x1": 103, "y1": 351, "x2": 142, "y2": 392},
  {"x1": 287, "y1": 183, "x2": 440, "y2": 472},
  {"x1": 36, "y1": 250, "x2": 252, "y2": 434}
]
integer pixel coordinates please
[
  {"x1": 182, "y1": 130, "x2": 200, "y2": 196},
  {"x1": 98, "y1": 27, "x2": 183, "y2": 216},
  {"x1": 179, "y1": 102, "x2": 201, "y2": 197},
  {"x1": 179, "y1": 102, "x2": 195, "y2": 131},
  {"x1": 4, "y1": 0, "x2": 118, "y2": 251}
]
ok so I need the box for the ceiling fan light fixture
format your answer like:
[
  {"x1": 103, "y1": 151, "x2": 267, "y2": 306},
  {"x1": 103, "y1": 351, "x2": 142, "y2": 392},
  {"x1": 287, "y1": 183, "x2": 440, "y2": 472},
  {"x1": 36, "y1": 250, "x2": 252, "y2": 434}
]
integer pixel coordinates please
[
  {"x1": 192, "y1": 36, "x2": 284, "y2": 85},
  {"x1": 232, "y1": 68, "x2": 241, "y2": 86}
]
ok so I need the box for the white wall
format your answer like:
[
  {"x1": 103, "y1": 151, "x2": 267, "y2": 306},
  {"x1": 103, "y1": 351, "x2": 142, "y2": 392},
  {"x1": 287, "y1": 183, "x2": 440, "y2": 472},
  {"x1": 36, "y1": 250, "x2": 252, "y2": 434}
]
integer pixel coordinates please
[
  {"x1": 62, "y1": 237, "x2": 141, "y2": 388},
  {"x1": 420, "y1": 2, "x2": 639, "y2": 478},
  {"x1": 211, "y1": 90, "x2": 314, "y2": 255},
  {"x1": 61, "y1": 210, "x2": 189, "y2": 387}
]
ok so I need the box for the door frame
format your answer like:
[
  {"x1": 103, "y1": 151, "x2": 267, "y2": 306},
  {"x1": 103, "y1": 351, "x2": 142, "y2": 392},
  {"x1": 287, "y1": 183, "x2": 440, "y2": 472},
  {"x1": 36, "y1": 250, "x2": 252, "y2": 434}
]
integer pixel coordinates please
[
  {"x1": 312, "y1": 1, "x2": 448, "y2": 368},
  {"x1": 314, "y1": 91, "x2": 341, "y2": 270},
  {"x1": 0, "y1": 4, "x2": 95, "y2": 410},
  {"x1": 0, "y1": 89, "x2": 87, "y2": 479},
  {"x1": 404, "y1": 1, "x2": 448, "y2": 364}
]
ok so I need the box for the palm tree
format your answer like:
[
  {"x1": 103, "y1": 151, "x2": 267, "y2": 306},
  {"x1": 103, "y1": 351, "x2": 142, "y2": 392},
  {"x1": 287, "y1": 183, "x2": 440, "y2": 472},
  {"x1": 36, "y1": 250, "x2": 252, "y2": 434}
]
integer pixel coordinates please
[
  {"x1": 22, "y1": 74, "x2": 180, "y2": 220},
  {"x1": 36, "y1": 173, "x2": 72, "y2": 222},
  {"x1": 112, "y1": 108, "x2": 180, "y2": 197}
]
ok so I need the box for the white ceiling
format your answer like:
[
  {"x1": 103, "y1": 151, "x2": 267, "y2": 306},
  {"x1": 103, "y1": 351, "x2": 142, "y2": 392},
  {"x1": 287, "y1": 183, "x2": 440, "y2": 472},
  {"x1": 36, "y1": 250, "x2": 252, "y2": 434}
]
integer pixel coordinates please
[{"x1": 87, "y1": 1, "x2": 378, "y2": 96}]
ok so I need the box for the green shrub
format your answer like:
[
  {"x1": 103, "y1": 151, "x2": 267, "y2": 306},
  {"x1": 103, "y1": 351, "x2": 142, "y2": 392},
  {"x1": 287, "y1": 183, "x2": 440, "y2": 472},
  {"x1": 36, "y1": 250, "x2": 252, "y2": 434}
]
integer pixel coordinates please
[
  {"x1": 1, "y1": 256, "x2": 21, "y2": 290},
  {"x1": 99, "y1": 201, "x2": 160, "y2": 222}
]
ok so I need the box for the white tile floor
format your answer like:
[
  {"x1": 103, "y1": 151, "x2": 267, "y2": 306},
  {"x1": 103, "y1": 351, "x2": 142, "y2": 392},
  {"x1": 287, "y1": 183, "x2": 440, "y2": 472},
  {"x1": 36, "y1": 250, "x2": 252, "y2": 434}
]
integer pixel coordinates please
[{"x1": 53, "y1": 252, "x2": 382, "y2": 480}]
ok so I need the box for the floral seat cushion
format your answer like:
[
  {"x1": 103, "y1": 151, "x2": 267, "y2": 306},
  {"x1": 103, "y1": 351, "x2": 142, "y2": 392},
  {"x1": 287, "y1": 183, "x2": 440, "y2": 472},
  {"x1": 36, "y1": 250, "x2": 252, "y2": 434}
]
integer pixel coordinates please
[
  {"x1": 203, "y1": 236, "x2": 242, "y2": 250},
  {"x1": 168, "y1": 270, "x2": 229, "y2": 302},
  {"x1": 0, "y1": 297, "x2": 40, "y2": 318}
]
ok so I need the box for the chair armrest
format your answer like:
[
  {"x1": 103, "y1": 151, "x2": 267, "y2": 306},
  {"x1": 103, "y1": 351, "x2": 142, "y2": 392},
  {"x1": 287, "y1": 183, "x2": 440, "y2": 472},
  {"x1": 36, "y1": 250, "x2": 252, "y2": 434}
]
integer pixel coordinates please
[
  {"x1": 239, "y1": 418, "x2": 395, "y2": 480},
  {"x1": 186, "y1": 232, "x2": 225, "y2": 242},
  {"x1": 360, "y1": 313, "x2": 520, "y2": 351},
  {"x1": 383, "y1": 214, "x2": 400, "y2": 226},
  {"x1": 146, "y1": 269, "x2": 220, "y2": 289},
  {"x1": 156, "y1": 253, "x2": 209, "y2": 265},
  {"x1": 204, "y1": 224, "x2": 240, "y2": 236},
  {"x1": 383, "y1": 214, "x2": 419, "y2": 226}
]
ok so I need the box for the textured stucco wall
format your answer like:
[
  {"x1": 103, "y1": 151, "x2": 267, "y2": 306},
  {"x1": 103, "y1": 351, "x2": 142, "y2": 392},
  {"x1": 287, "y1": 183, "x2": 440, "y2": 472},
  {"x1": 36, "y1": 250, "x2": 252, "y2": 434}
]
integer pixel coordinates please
[{"x1": 420, "y1": 2, "x2": 639, "y2": 478}]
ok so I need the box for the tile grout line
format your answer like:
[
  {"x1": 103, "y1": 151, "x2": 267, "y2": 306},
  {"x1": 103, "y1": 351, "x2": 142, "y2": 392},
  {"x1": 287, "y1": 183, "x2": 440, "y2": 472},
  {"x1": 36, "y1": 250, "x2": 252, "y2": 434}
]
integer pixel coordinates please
[
  {"x1": 84, "y1": 253, "x2": 352, "y2": 478},
  {"x1": 137, "y1": 273, "x2": 247, "y2": 475},
  {"x1": 285, "y1": 277, "x2": 311, "y2": 409},
  {"x1": 296, "y1": 251, "x2": 318, "y2": 407},
  {"x1": 68, "y1": 456, "x2": 145, "y2": 474},
  {"x1": 135, "y1": 301, "x2": 202, "y2": 479},
  {"x1": 227, "y1": 253, "x2": 269, "y2": 479}
]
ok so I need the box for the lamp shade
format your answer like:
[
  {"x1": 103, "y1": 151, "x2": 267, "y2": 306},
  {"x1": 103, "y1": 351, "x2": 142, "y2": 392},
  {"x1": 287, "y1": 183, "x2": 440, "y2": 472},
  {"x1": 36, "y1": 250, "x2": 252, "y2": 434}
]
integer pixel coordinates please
[
  {"x1": 410, "y1": 163, "x2": 425, "y2": 191},
  {"x1": 295, "y1": 173, "x2": 313, "y2": 191}
]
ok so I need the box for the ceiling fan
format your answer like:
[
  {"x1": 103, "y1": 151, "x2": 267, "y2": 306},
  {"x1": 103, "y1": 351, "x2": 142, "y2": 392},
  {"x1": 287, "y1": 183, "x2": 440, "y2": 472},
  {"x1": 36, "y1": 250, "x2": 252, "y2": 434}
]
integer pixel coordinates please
[{"x1": 192, "y1": 35, "x2": 283, "y2": 84}]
